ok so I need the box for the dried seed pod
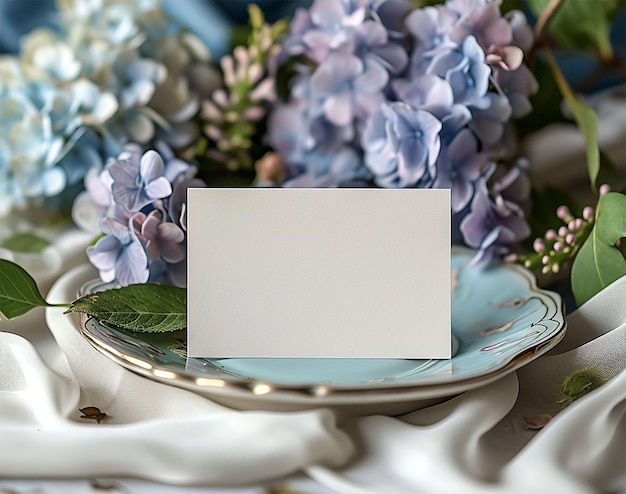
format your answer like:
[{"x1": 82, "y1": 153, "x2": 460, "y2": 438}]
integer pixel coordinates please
[{"x1": 79, "y1": 406, "x2": 108, "y2": 423}]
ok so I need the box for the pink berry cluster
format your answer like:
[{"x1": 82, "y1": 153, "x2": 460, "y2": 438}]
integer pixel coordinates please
[{"x1": 510, "y1": 185, "x2": 612, "y2": 275}]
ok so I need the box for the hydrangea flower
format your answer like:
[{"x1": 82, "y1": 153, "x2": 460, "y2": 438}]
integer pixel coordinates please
[
  {"x1": 310, "y1": 52, "x2": 388, "y2": 126},
  {"x1": 0, "y1": 0, "x2": 222, "y2": 217},
  {"x1": 109, "y1": 149, "x2": 172, "y2": 211},
  {"x1": 460, "y1": 177, "x2": 531, "y2": 267},
  {"x1": 363, "y1": 102, "x2": 441, "y2": 188},
  {"x1": 88, "y1": 215, "x2": 149, "y2": 286},
  {"x1": 76, "y1": 143, "x2": 205, "y2": 287},
  {"x1": 268, "y1": 0, "x2": 536, "y2": 265}
]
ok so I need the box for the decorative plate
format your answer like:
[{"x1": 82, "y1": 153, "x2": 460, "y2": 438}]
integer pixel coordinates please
[{"x1": 79, "y1": 248, "x2": 566, "y2": 413}]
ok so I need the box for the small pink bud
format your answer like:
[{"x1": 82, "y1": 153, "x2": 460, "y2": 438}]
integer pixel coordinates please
[
  {"x1": 568, "y1": 220, "x2": 577, "y2": 231},
  {"x1": 582, "y1": 207, "x2": 594, "y2": 220},
  {"x1": 558, "y1": 226, "x2": 568, "y2": 238},
  {"x1": 599, "y1": 184, "x2": 611, "y2": 196},
  {"x1": 566, "y1": 233, "x2": 576, "y2": 245},
  {"x1": 533, "y1": 238, "x2": 545, "y2": 252},
  {"x1": 545, "y1": 229, "x2": 557, "y2": 240},
  {"x1": 556, "y1": 205, "x2": 571, "y2": 221},
  {"x1": 574, "y1": 218, "x2": 584, "y2": 230},
  {"x1": 542, "y1": 255, "x2": 550, "y2": 265},
  {"x1": 554, "y1": 242, "x2": 562, "y2": 252}
]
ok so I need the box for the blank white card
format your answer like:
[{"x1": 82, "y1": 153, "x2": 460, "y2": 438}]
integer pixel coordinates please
[{"x1": 187, "y1": 188, "x2": 450, "y2": 359}]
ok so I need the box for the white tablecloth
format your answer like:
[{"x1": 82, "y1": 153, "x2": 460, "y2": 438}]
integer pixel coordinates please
[{"x1": 1, "y1": 227, "x2": 625, "y2": 494}]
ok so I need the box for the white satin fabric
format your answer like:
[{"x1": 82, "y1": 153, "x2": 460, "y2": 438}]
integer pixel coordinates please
[{"x1": 1, "y1": 229, "x2": 624, "y2": 494}]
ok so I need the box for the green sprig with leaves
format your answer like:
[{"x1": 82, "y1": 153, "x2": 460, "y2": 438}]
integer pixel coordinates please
[
  {"x1": 513, "y1": 0, "x2": 626, "y2": 307},
  {"x1": 0, "y1": 259, "x2": 185, "y2": 332}
]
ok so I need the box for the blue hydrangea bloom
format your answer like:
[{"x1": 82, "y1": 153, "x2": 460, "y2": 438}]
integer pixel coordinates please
[
  {"x1": 363, "y1": 102, "x2": 442, "y2": 188},
  {"x1": 427, "y1": 36, "x2": 491, "y2": 109},
  {"x1": 282, "y1": 146, "x2": 369, "y2": 187},
  {"x1": 310, "y1": 52, "x2": 388, "y2": 126}
]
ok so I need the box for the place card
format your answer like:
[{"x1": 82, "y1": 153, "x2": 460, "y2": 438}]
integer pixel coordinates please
[{"x1": 187, "y1": 188, "x2": 450, "y2": 359}]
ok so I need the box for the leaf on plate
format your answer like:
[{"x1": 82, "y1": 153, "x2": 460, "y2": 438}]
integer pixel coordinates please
[
  {"x1": 0, "y1": 232, "x2": 50, "y2": 253},
  {"x1": 66, "y1": 283, "x2": 186, "y2": 332},
  {"x1": 528, "y1": 0, "x2": 618, "y2": 60},
  {"x1": 0, "y1": 259, "x2": 57, "y2": 319},
  {"x1": 545, "y1": 50, "x2": 600, "y2": 190},
  {"x1": 571, "y1": 192, "x2": 626, "y2": 306}
]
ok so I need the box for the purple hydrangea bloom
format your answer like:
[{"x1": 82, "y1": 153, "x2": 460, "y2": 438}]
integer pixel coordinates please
[
  {"x1": 460, "y1": 178, "x2": 530, "y2": 266},
  {"x1": 285, "y1": 0, "x2": 368, "y2": 62},
  {"x1": 109, "y1": 147, "x2": 172, "y2": 211},
  {"x1": 468, "y1": 92, "x2": 512, "y2": 146},
  {"x1": 310, "y1": 52, "x2": 388, "y2": 126},
  {"x1": 268, "y1": 0, "x2": 537, "y2": 265},
  {"x1": 433, "y1": 129, "x2": 490, "y2": 212},
  {"x1": 492, "y1": 158, "x2": 531, "y2": 214},
  {"x1": 341, "y1": 20, "x2": 409, "y2": 74},
  {"x1": 77, "y1": 142, "x2": 205, "y2": 286},
  {"x1": 393, "y1": 75, "x2": 454, "y2": 117},
  {"x1": 493, "y1": 64, "x2": 538, "y2": 118},
  {"x1": 136, "y1": 210, "x2": 186, "y2": 264},
  {"x1": 446, "y1": 0, "x2": 513, "y2": 49},
  {"x1": 269, "y1": 98, "x2": 354, "y2": 165},
  {"x1": 405, "y1": 5, "x2": 458, "y2": 74},
  {"x1": 87, "y1": 215, "x2": 149, "y2": 286},
  {"x1": 363, "y1": 102, "x2": 442, "y2": 188},
  {"x1": 370, "y1": 0, "x2": 413, "y2": 37}
]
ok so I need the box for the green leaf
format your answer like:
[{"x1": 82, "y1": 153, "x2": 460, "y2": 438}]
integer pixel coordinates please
[
  {"x1": 0, "y1": 259, "x2": 56, "y2": 319},
  {"x1": 0, "y1": 233, "x2": 50, "y2": 253},
  {"x1": 66, "y1": 284, "x2": 186, "y2": 332},
  {"x1": 528, "y1": 0, "x2": 618, "y2": 60},
  {"x1": 595, "y1": 192, "x2": 626, "y2": 244},
  {"x1": 571, "y1": 192, "x2": 626, "y2": 306},
  {"x1": 545, "y1": 51, "x2": 600, "y2": 189}
]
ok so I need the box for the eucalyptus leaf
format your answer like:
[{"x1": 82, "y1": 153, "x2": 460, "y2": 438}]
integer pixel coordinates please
[
  {"x1": 546, "y1": 51, "x2": 600, "y2": 189},
  {"x1": 0, "y1": 259, "x2": 57, "y2": 319},
  {"x1": 66, "y1": 284, "x2": 186, "y2": 332},
  {"x1": 0, "y1": 233, "x2": 50, "y2": 253},
  {"x1": 529, "y1": 0, "x2": 618, "y2": 60},
  {"x1": 571, "y1": 192, "x2": 626, "y2": 306}
]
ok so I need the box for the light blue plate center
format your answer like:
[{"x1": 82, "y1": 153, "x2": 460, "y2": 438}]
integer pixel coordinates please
[{"x1": 82, "y1": 248, "x2": 565, "y2": 388}]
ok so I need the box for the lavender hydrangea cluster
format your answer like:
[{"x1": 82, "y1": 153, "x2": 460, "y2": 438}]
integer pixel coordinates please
[
  {"x1": 268, "y1": 0, "x2": 538, "y2": 264},
  {"x1": 0, "y1": 0, "x2": 219, "y2": 217},
  {"x1": 75, "y1": 143, "x2": 205, "y2": 287}
]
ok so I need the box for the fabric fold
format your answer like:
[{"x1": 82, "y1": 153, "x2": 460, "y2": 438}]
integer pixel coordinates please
[{"x1": 0, "y1": 265, "x2": 354, "y2": 485}]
